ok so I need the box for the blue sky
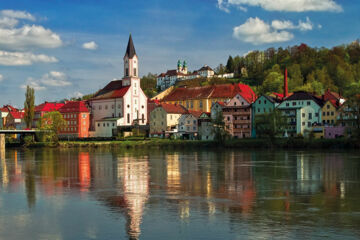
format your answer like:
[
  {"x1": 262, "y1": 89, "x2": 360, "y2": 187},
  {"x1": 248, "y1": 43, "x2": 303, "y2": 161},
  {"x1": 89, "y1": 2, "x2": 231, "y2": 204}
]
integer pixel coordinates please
[{"x1": 0, "y1": 0, "x2": 358, "y2": 107}]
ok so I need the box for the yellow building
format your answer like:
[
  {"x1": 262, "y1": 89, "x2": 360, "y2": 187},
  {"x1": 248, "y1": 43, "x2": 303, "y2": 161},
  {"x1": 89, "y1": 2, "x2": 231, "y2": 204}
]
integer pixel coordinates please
[
  {"x1": 150, "y1": 103, "x2": 187, "y2": 136},
  {"x1": 162, "y1": 83, "x2": 256, "y2": 112},
  {"x1": 322, "y1": 100, "x2": 338, "y2": 126}
]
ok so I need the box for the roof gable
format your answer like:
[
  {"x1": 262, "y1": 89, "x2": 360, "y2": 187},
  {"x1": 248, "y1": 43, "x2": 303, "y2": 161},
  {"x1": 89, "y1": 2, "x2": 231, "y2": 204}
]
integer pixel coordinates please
[{"x1": 59, "y1": 101, "x2": 89, "y2": 113}]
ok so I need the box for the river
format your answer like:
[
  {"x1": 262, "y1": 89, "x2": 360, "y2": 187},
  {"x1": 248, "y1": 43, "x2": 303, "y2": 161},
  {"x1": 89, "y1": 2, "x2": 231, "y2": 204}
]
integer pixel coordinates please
[{"x1": 0, "y1": 148, "x2": 359, "y2": 240}]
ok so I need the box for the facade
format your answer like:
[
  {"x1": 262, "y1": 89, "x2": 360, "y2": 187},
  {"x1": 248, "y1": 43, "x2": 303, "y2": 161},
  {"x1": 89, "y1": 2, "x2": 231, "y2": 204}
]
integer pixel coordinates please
[
  {"x1": 324, "y1": 126, "x2": 345, "y2": 139},
  {"x1": 33, "y1": 102, "x2": 64, "y2": 128},
  {"x1": 88, "y1": 34, "x2": 148, "y2": 137},
  {"x1": 177, "y1": 110, "x2": 203, "y2": 139},
  {"x1": 198, "y1": 112, "x2": 214, "y2": 140},
  {"x1": 223, "y1": 94, "x2": 252, "y2": 138},
  {"x1": 58, "y1": 101, "x2": 90, "y2": 138},
  {"x1": 322, "y1": 100, "x2": 338, "y2": 126},
  {"x1": 0, "y1": 105, "x2": 21, "y2": 128},
  {"x1": 251, "y1": 95, "x2": 282, "y2": 137},
  {"x1": 163, "y1": 83, "x2": 256, "y2": 112},
  {"x1": 149, "y1": 103, "x2": 187, "y2": 137},
  {"x1": 277, "y1": 91, "x2": 323, "y2": 137},
  {"x1": 197, "y1": 65, "x2": 215, "y2": 78},
  {"x1": 6, "y1": 111, "x2": 25, "y2": 129}
]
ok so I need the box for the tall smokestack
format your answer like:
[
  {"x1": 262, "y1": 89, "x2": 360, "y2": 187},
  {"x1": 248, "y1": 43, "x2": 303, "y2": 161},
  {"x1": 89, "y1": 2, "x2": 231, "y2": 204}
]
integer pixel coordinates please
[{"x1": 284, "y1": 68, "x2": 288, "y2": 98}]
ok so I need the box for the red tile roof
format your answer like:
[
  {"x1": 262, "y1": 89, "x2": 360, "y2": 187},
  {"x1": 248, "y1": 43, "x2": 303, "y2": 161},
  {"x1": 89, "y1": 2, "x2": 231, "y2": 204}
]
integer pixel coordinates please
[
  {"x1": 0, "y1": 105, "x2": 19, "y2": 112},
  {"x1": 9, "y1": 111, "x2": 24, "y2": 119},
  {"x1": 59, "y1": 101, "x2": 89, "y2": 113},
  {"x1": 159, "y1": 103, "x2": 188, "y2": 114},
  {"x1": 163, "y1": 83, "x2": 256, "y2": 103},
  {"x1": 92, "y1": 80, "x2": 130, "y2": 100},
  {"x1": 188, "y1": 110, "x2": 204, "y2": 118},
  {"x1": 35, "y1": 102, "x2": 64, "y2": 112}
]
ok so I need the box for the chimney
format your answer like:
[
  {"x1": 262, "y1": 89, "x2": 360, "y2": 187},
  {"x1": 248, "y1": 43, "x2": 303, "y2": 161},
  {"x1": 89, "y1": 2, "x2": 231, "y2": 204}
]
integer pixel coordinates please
[{"x1": 284, "y1": 68, "x2": 288, "y2": 98}]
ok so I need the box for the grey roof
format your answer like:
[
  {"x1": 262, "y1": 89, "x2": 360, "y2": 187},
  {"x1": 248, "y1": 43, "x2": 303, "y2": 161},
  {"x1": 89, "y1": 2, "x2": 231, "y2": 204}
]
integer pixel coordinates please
[
  {"x1": 285, "y1": 91, "x2": 324, "y2": 107},
  {"x1": 124, "y1": 34, "x2": 136, "y2": 58}
]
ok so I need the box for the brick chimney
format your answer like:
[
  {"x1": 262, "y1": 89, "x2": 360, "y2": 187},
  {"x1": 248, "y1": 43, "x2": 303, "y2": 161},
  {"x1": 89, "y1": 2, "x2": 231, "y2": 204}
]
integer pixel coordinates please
[{"x1": 284, "y1": 68, "x2": 288, "y2": 98}]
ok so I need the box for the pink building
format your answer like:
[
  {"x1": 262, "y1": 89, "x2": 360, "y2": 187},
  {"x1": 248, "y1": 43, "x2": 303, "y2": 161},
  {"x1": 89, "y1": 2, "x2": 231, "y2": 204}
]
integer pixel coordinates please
[{"x1": 324, "y1": 126, "x2": 345, "y2": 139}]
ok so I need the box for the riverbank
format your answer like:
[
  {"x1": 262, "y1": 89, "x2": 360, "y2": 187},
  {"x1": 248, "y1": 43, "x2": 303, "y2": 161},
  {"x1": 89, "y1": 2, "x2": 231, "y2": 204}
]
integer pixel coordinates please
[{"x1": 15, "y1": 137, "x2": 360, "y2": 150}]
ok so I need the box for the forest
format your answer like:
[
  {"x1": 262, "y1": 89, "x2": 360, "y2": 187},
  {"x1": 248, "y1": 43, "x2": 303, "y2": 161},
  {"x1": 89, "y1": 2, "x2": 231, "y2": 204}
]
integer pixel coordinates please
[{"x1": 218, "y1": 40, "x2": 360, "y2": 98}]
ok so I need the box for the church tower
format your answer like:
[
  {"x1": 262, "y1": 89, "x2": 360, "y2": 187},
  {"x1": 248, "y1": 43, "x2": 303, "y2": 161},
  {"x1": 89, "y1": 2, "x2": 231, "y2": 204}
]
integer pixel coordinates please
[{"x1": 123, "y1": 34, "x2": 139, "y2": 86}]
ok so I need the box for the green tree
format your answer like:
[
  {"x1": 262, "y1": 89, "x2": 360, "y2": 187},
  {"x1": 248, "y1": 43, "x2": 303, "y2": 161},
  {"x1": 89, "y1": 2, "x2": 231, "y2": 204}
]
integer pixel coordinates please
[
  {"x1": 39, "y1": 111, "x2": 67, "y2": 143},
  {"x1": 140, "y1": 73, "x2": 157, "y2": 98},
  {"x1": 211, "y1": 111, "x2": 228, "y2": 142},
  {"x1": 288, "y1": 64, "x2": 303, "y2": 91},
  {"x1": 24, "y1": 86, "x2": 35, "y2": 129},
  {"x1": 226, "y1": 55, "x2": 234, "y2": 73},
  {"x1": 254, "y1": 109, "x2": 287, "y2": 139}
]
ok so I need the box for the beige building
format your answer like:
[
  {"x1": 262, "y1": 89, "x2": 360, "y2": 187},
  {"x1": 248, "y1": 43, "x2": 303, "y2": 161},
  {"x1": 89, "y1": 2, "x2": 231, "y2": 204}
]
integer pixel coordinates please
[{"x1": 150, "y1": 103, "x2": 187, "y2": 137}]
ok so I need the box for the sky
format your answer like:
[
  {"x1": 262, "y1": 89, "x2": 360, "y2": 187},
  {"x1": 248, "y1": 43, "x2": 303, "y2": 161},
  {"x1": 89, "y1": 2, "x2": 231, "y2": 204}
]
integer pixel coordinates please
[{"x1": 0, "y1": 0, "x2": 359, "y2": 107}]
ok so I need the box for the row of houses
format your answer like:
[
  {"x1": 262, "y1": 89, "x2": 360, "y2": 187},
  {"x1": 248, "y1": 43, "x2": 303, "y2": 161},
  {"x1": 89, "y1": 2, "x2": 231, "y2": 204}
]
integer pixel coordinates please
[{"x1": 149, "y1": 69, "x2": 351, "y2": 140}]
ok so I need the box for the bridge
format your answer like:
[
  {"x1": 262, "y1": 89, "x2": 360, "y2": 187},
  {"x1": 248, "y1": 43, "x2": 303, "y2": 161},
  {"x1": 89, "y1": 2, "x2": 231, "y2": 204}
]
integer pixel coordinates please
[{"x1": 0, "y1": 130, "x2": 43, "y2": 158}]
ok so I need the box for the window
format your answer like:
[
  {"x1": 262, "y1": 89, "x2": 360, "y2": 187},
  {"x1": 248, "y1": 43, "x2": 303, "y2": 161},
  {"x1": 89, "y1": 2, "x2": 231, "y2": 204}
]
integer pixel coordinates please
[
  {"x1": 315, "y1": 113, "x2": 319, "y2": 117},
  {"x1": 97, "y1": 123, "x2": 100, "y2": 127},
  {"x1": 302, "y1": 113, "x2": 305, "y2": 118},
  {"x1": 307, "y1": 101, "x2": 310, "y2": 106},
  {"x1": 99, "y1": 105, "x2": 102, "y2": 110},
  {"x1": 323, "y1": 112, "x2": 325, "y2": 116},
  {"x1": 227, "y1": 116, "x2": 230, "y2": 121},
  {"x1": 126, "y1": 68, "x2": 129, "y2": 76},
  {"x1": 259, "y1": 100, "x2": 261, "y2": 104},
  {"x1": 286, "y1": 103, "x2": 289, "y2": 107},
  {"x1": 112, "y1": 105, "x2": 114, "y2": 109},
  {"x1": 302, "y1": 122, "x2": 305, "y2": 126},
  {"x1": 264, "y1": 108, "x2": 266, "y2": 113},
  {"x1": 200, "y1": 100, "x2": 203, "y2": 109},
  {"x1": 331, "y1": 112, "x2": 334, "y2": 116},
  {"x1": 327, "y1": 104, "x2": 330, "y2": 109},
  {"x1": 127, "y1": 113, "x2": 130, "y2": 124},
  {"x1": 134, "y1": 68, "x2": 137, "y2": 76},
  {"x1": 292, "y1": 102, "x2": 296, "y2": 106},
  {"x1": 118, "y1": 104, "x2": 121, "y2": 109},
  {"x1": 141, "y1": 105, "x2": 144, "y2": 109},
  {"x1": 193, "y1": 120, "x2": 196, "y2": 124},
  {"x1": 190, "y1": 101, "x2": 193, "y2": 108},
  {"x1": 142, "y1": 114, "x2": 145, "y2": 124},
  {"x1": 103, "y1": 123, "x2": 105, "y2": 127},
  {"x1": 234, "y1": 102, "x2": 237, "y2": 106},
  {"x1": 107, "y1": 123, "x2": 109, "y2": 127},
  {"x1": 258, "y1": 108, "x2": 260, "y2": 113},
  {"x1": 127, "y1": 104, "x2": 130, "y2": 108},
  {"x1": 309, "y1": 113, "x2": 312, "y2": 120},
  {"x1": 242, "y1": 102, "x2": 244, "y2": 106},
  {"x1": 308, "y1": 122, "x2": 311, "y2": 127},
  {"x1": 264, "y1": 100, "x2": 267, "y2": 104}
]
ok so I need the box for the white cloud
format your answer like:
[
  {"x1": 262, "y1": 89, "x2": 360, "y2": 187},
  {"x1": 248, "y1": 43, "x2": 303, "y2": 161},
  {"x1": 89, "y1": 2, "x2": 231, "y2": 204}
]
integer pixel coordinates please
[
  {"x1": 271, "y1": 17, "x2": 314, "y2": 31},
  {"x1": 0, "y1": 10, "x2": 36, "y2": 21},
  {"x1": 40, "y1": 71, "x2": 71, "y2": 87},
  {"x1": 82, "y1": 41, "x2": 98, "y2": 50},
  {"x1": 0, "y1": 24, "x2": 62, "y2": 50},
  {"x1": 0, "y1": 50, "x2": 58, "y2": 66},
  {"x1": 21, "y1": 79, "x2": 46, "y2": 91},
  {"x1": 21, "y1": 71, "x2": 71, "y2": 91},
  {"x1": 233, "y1": 17, "x2": 294, "y2": 45},
  {"x1": 71, "y1": 91, "x2": 84, "y2": 98},
  {"x1": 0, "y1": 74, "x2": 3, "y2": 82},
  {"x1": 0, "y1": 17, "x2": 19, "y2": 28},
  {"x1": 218, "y1": 0, "x2": 342, "y2": 13}
]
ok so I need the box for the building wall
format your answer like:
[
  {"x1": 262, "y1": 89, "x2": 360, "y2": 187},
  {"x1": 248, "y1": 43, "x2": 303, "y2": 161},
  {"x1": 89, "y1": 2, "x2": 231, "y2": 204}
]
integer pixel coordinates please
[
  {"x1": 94, "y1": 120, "x2": 118, "y2": 137},
  {"x1": 166, "y1": 97, "x2": 229, "y2": 112},
  {"x1": 59, "y1": 112, "x2": 90, "y2": 138},
  {"x1": 199, "y1": 121, "x2": 215, "y2": 140},
  {"x1": 324, "y1": 126, "x2": 345, "y2": 139},
  {"x1": 90, "y1": 98, "x2": 123, "y2": 129},
  {"x1": 178, "y1": 114, "x2": 198, "y2": 134},
  {"x1": 322, "y1": 101, "x2": 337, "y2": 125}
]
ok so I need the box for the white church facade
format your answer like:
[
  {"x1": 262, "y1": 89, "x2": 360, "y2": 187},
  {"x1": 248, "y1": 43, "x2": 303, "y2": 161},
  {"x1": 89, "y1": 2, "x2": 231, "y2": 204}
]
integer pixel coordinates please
[{"x1": 88, "y1": 35, "x2": 148, "y2": 137}]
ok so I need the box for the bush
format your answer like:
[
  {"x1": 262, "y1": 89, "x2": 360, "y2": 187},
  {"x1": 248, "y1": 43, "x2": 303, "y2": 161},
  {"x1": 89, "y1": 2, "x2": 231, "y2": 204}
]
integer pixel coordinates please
[{"x1": 23, "y1": 135, "x2": 34, "y2": 146}]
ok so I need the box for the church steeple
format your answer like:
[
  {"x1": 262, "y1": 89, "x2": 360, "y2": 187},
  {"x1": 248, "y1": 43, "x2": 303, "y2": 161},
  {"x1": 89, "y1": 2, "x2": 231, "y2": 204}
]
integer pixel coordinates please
[
  {"x1": 124, "y1": 34, "x2": 137, "y2": 59},
  {"x1": 123, "y1": 34, "x2": 139, "y2": 80}
]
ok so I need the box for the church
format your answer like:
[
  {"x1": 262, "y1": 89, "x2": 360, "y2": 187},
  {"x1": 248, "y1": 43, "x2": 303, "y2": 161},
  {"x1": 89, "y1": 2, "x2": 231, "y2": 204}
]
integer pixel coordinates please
[{"x1": 88, "y1": 35, "x2": 148, "y2": 137}]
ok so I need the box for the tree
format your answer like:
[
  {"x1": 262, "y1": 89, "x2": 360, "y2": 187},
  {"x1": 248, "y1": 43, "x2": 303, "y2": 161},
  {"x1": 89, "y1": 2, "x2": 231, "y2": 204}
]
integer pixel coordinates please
[
  {"x1": 211, "y1": 111, "x2": 228, "y2": 142},
  {"x1": 140, "y1": 73, "x2": 157, "y2": 98},
  {"x1": 254, "y1": 109, "x2": 287, "y2": 139},
  {"x1": 24, "y1": 86, "x2": 35, "y2": 129},
  {"x1": 288, "y1": 64, "x2": 303, "y2": 91},
  {"x1": 38, "y1": 111, "x2": 67, "y2": 143},
  {"x1": 226, "y1": 56, "x2": 234, "y2": 73}
]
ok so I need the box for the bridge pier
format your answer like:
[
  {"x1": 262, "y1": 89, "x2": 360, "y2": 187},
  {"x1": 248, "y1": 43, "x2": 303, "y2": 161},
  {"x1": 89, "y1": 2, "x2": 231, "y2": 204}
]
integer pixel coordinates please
[{"x1": 0, "y1": 134, "x2": 5, "y2": 159}]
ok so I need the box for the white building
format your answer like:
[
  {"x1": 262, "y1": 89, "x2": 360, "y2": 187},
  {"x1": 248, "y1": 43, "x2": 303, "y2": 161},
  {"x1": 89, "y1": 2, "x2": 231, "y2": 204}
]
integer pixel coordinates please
[{"x1": 88, "y1": 35, "x2": 148, "y2": 137}]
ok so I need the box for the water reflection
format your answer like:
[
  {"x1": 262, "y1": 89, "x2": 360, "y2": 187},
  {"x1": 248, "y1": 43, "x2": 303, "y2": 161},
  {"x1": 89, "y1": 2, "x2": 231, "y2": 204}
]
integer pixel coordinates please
[{"x1": 0, "y1": 149, "x2": 359, "y2": 239}]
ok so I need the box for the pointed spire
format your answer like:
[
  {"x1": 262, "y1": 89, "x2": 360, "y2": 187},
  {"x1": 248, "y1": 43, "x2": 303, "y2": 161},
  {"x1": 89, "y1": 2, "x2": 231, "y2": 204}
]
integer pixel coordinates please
[{"x1": 125, "y1": 34, "x2": 136, "y2": 58}]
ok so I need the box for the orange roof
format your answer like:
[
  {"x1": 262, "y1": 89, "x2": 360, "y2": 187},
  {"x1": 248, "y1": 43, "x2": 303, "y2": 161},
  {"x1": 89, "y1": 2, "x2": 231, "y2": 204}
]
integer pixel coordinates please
[
  {"x1": 188, "y1": 110, "x2": 204, "y2": 118},
  {"x1": 59, "y1": 101, "x2": 89, "y2": 113},
  {"x1": 163, "y1": 83, "x2": 256, "y2": 103},
  {"x1": 92, "y1": 80, "x2": 130, "y2": 100},
  {"x1": 158, "y1": 103, "x2": 188, "y2": 114}
]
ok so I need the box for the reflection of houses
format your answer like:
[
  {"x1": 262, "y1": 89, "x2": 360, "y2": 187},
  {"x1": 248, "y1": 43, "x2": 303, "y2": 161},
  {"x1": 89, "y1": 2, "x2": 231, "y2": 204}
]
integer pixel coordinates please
[{"x1": 296, "y1": 153, "x2": 322, "y2": 193}]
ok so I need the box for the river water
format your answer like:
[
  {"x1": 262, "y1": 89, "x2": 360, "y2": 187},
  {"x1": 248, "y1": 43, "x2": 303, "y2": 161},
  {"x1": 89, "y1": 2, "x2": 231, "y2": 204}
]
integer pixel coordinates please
[{"x1": 0, "y1": 148, "x2": 359, "y2": 240}]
